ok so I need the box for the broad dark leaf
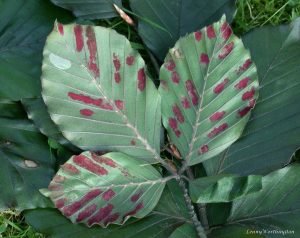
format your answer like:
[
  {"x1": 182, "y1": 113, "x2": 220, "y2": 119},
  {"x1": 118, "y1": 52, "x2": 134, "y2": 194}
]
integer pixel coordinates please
[
  {"x1": 204, "y1": 18, "x2": 300, "y2": 175},
  {"x1": 130, "y1": 0, "x2": 236, "y2": 60},
  {"x1": 169, "y1": 223, "x2": 197, "y2": 238},
  {"x1": 0, "y1": 0, "x2": 72, "y2": 100},
  {"x1": 189, "y1": 174, "x2": 262, "y2": 203},
  {"x1": 41, "y1": 151, "x2": 168, "y2": 227},
  {"x1": 210, "y1": 165, "x2": 300, "y2": 237},
  {"x1": 0, "y1": 99, "x2": 26, "y2": 119},
  {"x1": 51, "y1": 0, "x2": 121, "y2": 19},
  {"x1": 25, "y1": 181, "x2": 190, "y2": 238},
  {"x1": 0, "y1": 117, "x2": 55, "y2": 210},
  {"x1": 159, "y1": 17, "x2": 258, "y2": 166},
  {"x1": 42, "y1": 22, "x2": 161, "y2": 164},
  {"x1": 22, "y1": 97, "x2": 74, "y2": 148}
]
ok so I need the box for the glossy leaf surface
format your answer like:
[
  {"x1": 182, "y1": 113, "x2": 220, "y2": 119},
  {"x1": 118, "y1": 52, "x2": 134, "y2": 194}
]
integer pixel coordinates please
[
  {"x1": 41, "y1": 151, "x2": 167, "y2": 227},
  {"x1": 189, "y1": 174, "x2": 262, "y2": 203},
  {"x1": 204, "y1": 18, "x2": 300, "y2": 175},
  {"x1": 42, "y1": 23, "x2": 161, "y2": 163},
  {"x1": 0, "y1": 117, "x2": 55, "y2": 210},
  {"x1": 26, "y1": 181, "x2": 189, "y2": 237},
  {"x1": 159, "y1": 17, "x2": 258, "y2": 166},
  {"x1": 210, "y1": 165, "x2": 300, "y2": 237},
  {"x1": 51, "y1": 0, "x2": 121, "y2": 19},
  {"x1": 0, "y1": 0, "x2": 71, "y2": 100},
  {"x1": 130, "y1": 0, "x2": 236, "y2": 60},
  {"x1": 169, "y1": 223, "x2": 197, "y2": 238}
]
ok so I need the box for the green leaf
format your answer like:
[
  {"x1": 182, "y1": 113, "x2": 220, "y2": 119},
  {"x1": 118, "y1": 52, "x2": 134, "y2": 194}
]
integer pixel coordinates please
[
  {"x1": 0, "y1": 117, "x2": 55, "y2": 211},
  {"x1": 51, "y1": 0, "x2": 121, "y2": 19},
  {"x1": 41, "y1": 151, "x2": 169, "y2": 227},
  {"x1": 22, "y1": 98, "x2": 76, "y2": 150},
  {"x1": 189, "y1": 174, "x2": 262, "y2": 203},
  {"x1": 209, "y1": 225, "x2": 263, "y2": 238},
  {"x1": 210, "y1": 165, "x2": 300, "y2": 237},
  {"x1": 130, "y1": 0, "x2": 236, "y2": 60},
  {"x1": 42, "y1": 22, "x2": 161, "y2": 164},
  {"x1": 0, "y1": 100, "x2": 26, "y2": 119},
  {"x1": 169, "y1": 223, "x2": 197, "y2": 238},
  {"x1": 0, "y1": 0, "x2": 72, "y2": 100},
  {"x1": 159, "y1": 16, "x2": 258, "y2": 166},
  {"x1": 25, "y1": 181, "x2": 190, "y2": 238},
  {"x1": 203, "y1": 18, "x2": 300, "y2": 176}
]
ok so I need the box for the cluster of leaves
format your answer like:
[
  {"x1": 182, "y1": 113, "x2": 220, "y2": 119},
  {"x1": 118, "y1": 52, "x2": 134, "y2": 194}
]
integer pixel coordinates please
[{"x1": 1, "y1": 0, "x2": 300, "y2": 237}]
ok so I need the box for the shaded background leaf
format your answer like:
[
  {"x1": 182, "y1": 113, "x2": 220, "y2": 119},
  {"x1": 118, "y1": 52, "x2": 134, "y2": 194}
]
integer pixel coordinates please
[
  {"x1": 210, "y1": 165, "x2": 300, "y2": 237},
  {"x1": 51, "y1": 0, "x2": 121, "y2": 19},
  {"x1": 130, "y1": 0, "x2": 237, "y2": 60},
  {"x1": 0, "y1": 0, "x2": 72, "y2": 100},
  {"x1": 204, "y1": 17, "x2": 300, "y2": 176},
  {"x1": 189, "y1": 174, "x2": 262, "y2": 203},
  {"x1": 0, "y1": 116, "x2": 56, "y2": 211}
]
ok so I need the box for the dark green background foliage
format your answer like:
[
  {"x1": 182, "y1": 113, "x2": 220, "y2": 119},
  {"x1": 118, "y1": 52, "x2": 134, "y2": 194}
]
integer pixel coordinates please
[{"x1": 0, "y1": 0, "x2": 300, "y2": 238}]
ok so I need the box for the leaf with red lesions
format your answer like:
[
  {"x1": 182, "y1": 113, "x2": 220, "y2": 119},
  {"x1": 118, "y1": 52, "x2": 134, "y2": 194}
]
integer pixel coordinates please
[
  {"x1": 42, "y1": 22, "x2": 161, "y2": 164},
  {"x1": 159, "y1": 16, "x2": 259, "y2": 166},
  {"x1": 41, "y1": 151, "x2": 169, "y2": 227}
]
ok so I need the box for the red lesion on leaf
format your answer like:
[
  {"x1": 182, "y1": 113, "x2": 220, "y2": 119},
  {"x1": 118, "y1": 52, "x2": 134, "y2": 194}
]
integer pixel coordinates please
[
  {"x1": 220, "y1": 22, "x2": 232, "y2": 40},
  {"x1": 172, "y1": 104, "x2": 184, "y2": 123},
  {"x1": 207, "y1": 25, "x2": 216, "y2": 39},
  {"x1": 218, "y1": 42, "x2": 234, "y2": 59},
  {"x1": 114, "y1": 100, "x2": 124, "y2": 110},
  {"x1": 123, "y1": 202, "x2": 144, "y2": 219},
  {"x1": 88, "y1": 204, "x2": 114, "y2": 226},
  {"x1": 73, "y1": 155, "x2": 108, "y2": 175},
  {"x1": 207, "y1": 123, "x2": 228, "y2": 138},
  {"x1": 181, "y1": 96, "x2": 190, "y2": 109},
  {"x1": 62, "y1": 189, "x2": 102, "y2": 217},
  {"x1": 165, "y1": 60, "x2": 176, "y2": 71},
  {"x1": 80, "y1": 109, "x2": 94, "y2": 117},
  {"x1": 113, "y1": 53, "x2": 121, "y2": 71},
  {"x1": 194, "y1": 31, "x2": 202, "y2": 41},
  {"x1": 49, "y1": 184, "x2": 63, "y2": 191},
  {"x1": 214, "y1": 78, "x2": 229, "y2": 94},
  {"x1": 53, "y1": 175, "x2": 66, "y2": 183},
  {"x1": 86, "y1": 26, "x2": 100, "y2": 78},
  {"x1": 102, "y1": 189, "x2": 115, "y2": 201},
  {"x1": 186, "y1": 80, "x2": 199, "y2": 106},
  {"x1": 171, "y1": 71, "x2": 180, "y2": 84},
  {"x1": 210, "y1": 111, "x2": 226, "y2": 122},
  {"x1": 242, "y1": 87, "x2": 255, "y2": 101},
  {"x1": 200, "y1": 53, "x2": 209, "y2": 64},
  {"x1": 168, "y1": 118, "x2": 181, "y2": 138},
  {"x1": 198, "y1": 145, "x2": 209, "y2": 154},
  {"x1": 104, "y1": 213, "x2": 120, "y2": 225},
  {"x1": 76, "y1": 204, "x2": 97, "y2": 222},
  {"x1": 114, "y1": 72, "x2": 121, "y2": 84},
  {"x1": 55, "y1": 198, "x2": 67, "y2": 209},
  {"x1": 235, "y1": 77, "x2": 251, "y2": 89},
  {"x1": 137, "y1": 68, "x2": 146, "y2": 91},
  {"x1": 61, "y1": 163, "x2": 80, "y2": 174},
  {"x1": 238, "y1": 99, "x2": 256, "y2": 117},
  {"x1": 130, "y1": 139, "x2": 136, "y2": 145},
  {"x1": 74, "y1": 25, "x2": 84, "y2": 52},
  {"x1": 237, "y1": 59, "x2": 252, "y2": 73},
  {"x1": 126, "y1": 56, "x2": 135, "y2": 66},
  {"x1": 58, "y1": 23, "x2": 64, "y2": 35},
  {"x1": 131, "y1": 191, "x2": 143, "y2": 202},
  {"x1": 68, "y1": 92, "x2": 114, "y2": 111},
  {"x1": 91, "y1": 153, "x2": 117, "y2": 168}
]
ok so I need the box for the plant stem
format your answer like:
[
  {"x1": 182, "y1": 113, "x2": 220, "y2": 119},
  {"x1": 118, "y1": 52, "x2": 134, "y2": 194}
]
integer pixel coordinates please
[
  {"x1": 177, "y1": 177, "x2": 207, "y2": 238},
  {"x1": 186, "y1": 168, "x2": 210, "y2": 231}
]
